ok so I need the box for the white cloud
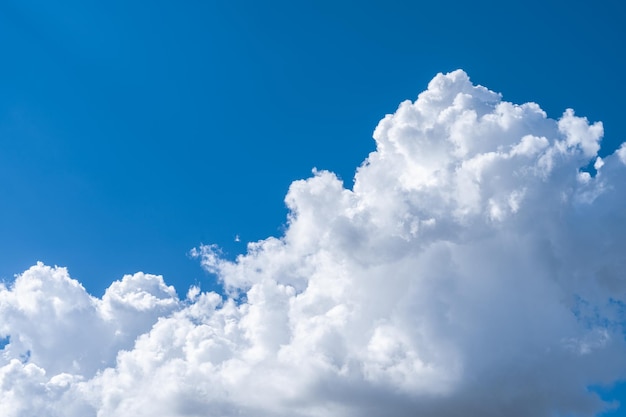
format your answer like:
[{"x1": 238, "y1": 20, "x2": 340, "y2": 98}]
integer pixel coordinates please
[
  {"x1": 0, "y1": 263, "x2": 179, "y2": 382},
  {"x1": 617, "y1": 143, "x2": 626, "y2": 165},
  {"x1": 2, "y1": 70, "x2": 626, "y2": 416}
]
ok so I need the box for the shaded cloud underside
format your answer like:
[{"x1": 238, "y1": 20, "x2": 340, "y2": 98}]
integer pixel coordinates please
[{"x1": 2, "y1": 70, "x2": 626, "y2": 417}]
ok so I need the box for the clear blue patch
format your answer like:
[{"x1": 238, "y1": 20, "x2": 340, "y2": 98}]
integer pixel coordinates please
[
  {"x1": 0, "y1": 334, "x2": 9, "y2": 350},
  {"x1": 589, "y1": 381, "x2": 626, "y2": 416}
]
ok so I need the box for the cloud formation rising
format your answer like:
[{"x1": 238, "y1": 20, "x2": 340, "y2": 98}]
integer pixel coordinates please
[{"x1": 2, "y1": 70, "x2": 626, "y2": 417}]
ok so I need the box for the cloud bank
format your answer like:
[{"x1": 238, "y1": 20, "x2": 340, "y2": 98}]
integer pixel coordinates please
[{"x1": 2, "y1": 70, "x2": 626, "y2": 416}]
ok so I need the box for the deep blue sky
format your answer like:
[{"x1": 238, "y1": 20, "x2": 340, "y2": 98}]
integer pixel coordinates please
[{"x1": 0, "y1": 0, "x2": 624, "y2": 298}]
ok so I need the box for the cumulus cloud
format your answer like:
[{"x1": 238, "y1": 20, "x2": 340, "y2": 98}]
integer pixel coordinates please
[{"x1": 2, "y1": 70, "x2": 626, "y2": 417}]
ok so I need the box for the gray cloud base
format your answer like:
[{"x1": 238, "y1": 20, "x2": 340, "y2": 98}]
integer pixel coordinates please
[{"x1": 2, "y1": 70, "x2": 626, "y2": 416}]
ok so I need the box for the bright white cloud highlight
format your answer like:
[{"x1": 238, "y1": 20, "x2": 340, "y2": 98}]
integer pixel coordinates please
[{"x1": 2, "y1": 70, "x2": 626, "y2": 417}]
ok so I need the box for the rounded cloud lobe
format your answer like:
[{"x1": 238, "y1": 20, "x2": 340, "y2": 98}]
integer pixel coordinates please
[{"x1": 2, "y1": 70, "x2": 626, "y2": 416}]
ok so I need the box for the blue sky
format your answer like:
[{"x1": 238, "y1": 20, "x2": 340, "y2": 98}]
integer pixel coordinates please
[
  {"x1": 2, "y1": 0, "x2": 624, "y2": 294},
  {"x1": 1, "y1": 1, "x2": 626, "y2": 415}
]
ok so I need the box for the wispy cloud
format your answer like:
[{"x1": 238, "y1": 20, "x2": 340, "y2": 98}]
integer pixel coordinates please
[{"x1": 2, "y1": 70, "x2": 625, "y2": 417}]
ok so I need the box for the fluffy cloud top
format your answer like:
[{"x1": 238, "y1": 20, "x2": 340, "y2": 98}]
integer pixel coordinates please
[{"x1": 2, "y1": 70, "x2": 626, "y2": 417}]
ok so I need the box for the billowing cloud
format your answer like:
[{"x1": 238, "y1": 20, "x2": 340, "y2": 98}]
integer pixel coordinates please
[{"x1": 2, "y1": 70, "x2": 626, "y2": 417}]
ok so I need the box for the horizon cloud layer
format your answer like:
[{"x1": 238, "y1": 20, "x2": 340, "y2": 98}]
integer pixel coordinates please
[{"x1": 2, "y1": 70, "x2": 626, "y2": 417}]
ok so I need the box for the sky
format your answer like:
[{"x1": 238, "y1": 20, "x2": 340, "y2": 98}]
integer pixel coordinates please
[{"x1": 1, "y1": 1, "x2": 626, "y2": 416}]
